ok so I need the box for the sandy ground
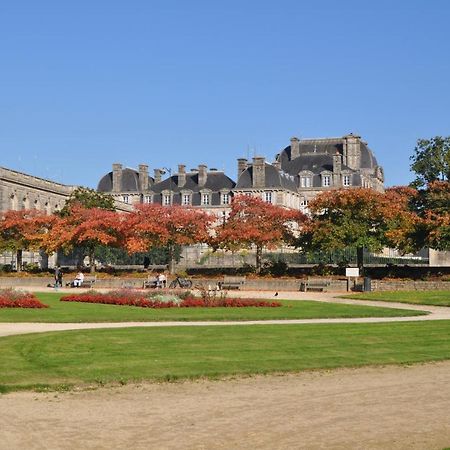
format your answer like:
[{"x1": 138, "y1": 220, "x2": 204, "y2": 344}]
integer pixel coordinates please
[{"x1": 1, "y1": 362, "x2": 450, "y2": 450}]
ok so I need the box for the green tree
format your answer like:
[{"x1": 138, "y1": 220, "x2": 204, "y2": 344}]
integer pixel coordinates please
[
  {"x1": 410, "y1": 136, "x2": 450, "y2": 187},
  {"x1": 60, "y1": 187, "x2": 115, "y2": 215},
  {"x1": 298, "y1": 189, "x2": 398, "y2": 273}
]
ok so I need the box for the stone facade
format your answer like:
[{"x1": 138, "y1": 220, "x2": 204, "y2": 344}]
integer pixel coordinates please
[{"x1": 0, "y1": 166, "x2": 76, "y2": 214}]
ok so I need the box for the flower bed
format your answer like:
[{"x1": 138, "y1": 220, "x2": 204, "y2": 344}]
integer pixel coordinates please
[
  {"x1": 61, "y1": 290, "x2": 281, "y2": 308},
  {"x1": 0, "y1": 289, "x2": 48, "y2": 308}
]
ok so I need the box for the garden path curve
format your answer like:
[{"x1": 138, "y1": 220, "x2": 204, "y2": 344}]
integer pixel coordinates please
[{"x1": 1, "y1": 289, "x2": 450, "y2": 337}]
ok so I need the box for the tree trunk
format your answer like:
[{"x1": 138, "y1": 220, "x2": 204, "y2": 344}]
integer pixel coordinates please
[
  {"x1": 168, "y1": 245, "x2": 175, "y2": 275},
  {"x1": 255, "y1": 245, "x2": 262, "y2": 273},
  {"x1": 88, "y1": 248, "x2": 96, "y2": 274},
  {"x1": 356, "y1": 246, "x2": 364, "y2": 275},
  {"x1": 16, "y1": 249, "x2": 23, "y2": 272}
]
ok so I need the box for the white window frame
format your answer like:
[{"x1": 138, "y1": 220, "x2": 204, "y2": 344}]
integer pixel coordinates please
[
  {"x1": 163, "y1": 194, "x2": 171, "y2": 206},
  {"x1": 182, "y1": 193, "x2": 191, "y2": 206},
  {"x1": 201, "y1": 192, "x2": 211, "y2": 206},
  {"x1": 221, "y1": 192, "x2": 230, "y2": 205},
  {"x1": 264, "y1": 191, "x2": 273, "y2": 203},
  {"x1": 122, "y1": 195, "x2": 129, "y2": 204},
  {"x1": 322, "y1": 174, "x2": 331, "y2": 187},
  {"x1": 343, "y1": 175, "x2": 351, "y2": 187}
]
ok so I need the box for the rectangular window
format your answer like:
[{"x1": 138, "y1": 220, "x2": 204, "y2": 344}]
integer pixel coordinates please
[
  {"x1": 264, "y1": 192, "x2": 272, "y2": 203},
  {"x1": 144, "y1": 195, "x2": 152, "y2": 204},
  {"x1": 300, "y1": 177, "x2": 312, "y2": 188},
  {"x1": 201, "y1": 193, "x2": 210, "y2": 205},
  {"x1": 322, "y1": 175, "x2": 331, "y2": 187},
  {"x1": 122, "y1": 195, "x2": 129, "y2": 204},
  {"x1": 221, "y1": 193, "x2": 230, "y2": 204},
  {"x1": 343, "y1": 175, "x2": 351, "y2": 186},
  {"x1": 163, "y1": 194, "x2": 171, "y2": 206},
  {"x1": 182, "y1": 194, "x2": 191, "y2": 205}
]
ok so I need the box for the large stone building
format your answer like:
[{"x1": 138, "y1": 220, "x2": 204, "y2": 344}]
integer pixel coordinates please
[
  {"x1": 235, "y1": 133, "x2": 384, "y2": 211},
  {"x1": 100, "y1": 133, "x2": 385, "y2": 213},
  {"x1": 0, "y1": 166, "x2": 76, "y2": 214}
]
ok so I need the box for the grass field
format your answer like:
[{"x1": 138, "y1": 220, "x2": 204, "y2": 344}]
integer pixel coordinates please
[
  {"x1": 344, "y1": 290, "x2": 450, "y2": 307},
  {"x1": 1, "y1": 320, "x2": 450, "y2": 392},
  {"x1": 0, "y1": 292, "x2": 425, "y2": 322}
]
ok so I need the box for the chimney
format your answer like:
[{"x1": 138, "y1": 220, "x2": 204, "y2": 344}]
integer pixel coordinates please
[
  {"x1": 273, "y1": 160, "x2": 281, "y2": 171},
  {"x1": 343, "y1": 133, "x2": 361, "y2": 170},
  {"x1": 237, "y1": 158, "x2": 248, "y2": 178},
  {"x1": 333, "y1": 152, "x2": 342, "y2": 187},
  {"x1": 178, "y1": 164, "x2": 186, "y2": 187},
  {"x1": 252, "y1": 156, "x2": 266, "y2": 188},
  {"x1": 154, "y1": 168, "x2": 162, "y2": 184},
  {"x1": 138, "y1": 164, "x2": 149, "y2": 191},
  {"x1": 198, "y1": 164, "x2": 207, "y2": 187},
  {"x1": 112, "y1": 163, "x2": 123, "y2": 193},
  {"x1": 290, "y1": 137, "x2": 300, "y2": 160}
]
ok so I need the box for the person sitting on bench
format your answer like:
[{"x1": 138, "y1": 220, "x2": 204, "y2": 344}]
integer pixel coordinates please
[{"x1": 72, "y1": 271, "x2": 84, "y2": 287}]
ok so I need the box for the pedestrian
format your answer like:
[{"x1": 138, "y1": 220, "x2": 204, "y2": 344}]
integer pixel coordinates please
[{"x1": 54, "y1": 266, "x2": 62, "y2": 289}]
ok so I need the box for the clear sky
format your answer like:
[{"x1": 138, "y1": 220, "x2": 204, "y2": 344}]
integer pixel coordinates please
[{"x1": 1, "y1": 0, "x2": 449, "y2": 188}]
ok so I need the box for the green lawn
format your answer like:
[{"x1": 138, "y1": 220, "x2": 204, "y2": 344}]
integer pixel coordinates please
[
  {"x1": 344, "y1": 290, "x2": 450, "y2": 307},
  {"x1": 1, "y1": 320, "x2": 450, "y2": 392},
  {"x1": 0, "y1": 292, "x2": 425, "y2": 322}
]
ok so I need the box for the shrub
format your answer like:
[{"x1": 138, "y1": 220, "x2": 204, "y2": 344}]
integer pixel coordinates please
[
  {"x1": 0, "y1": 289, "x2": 48, "y2": 308},
  {"x1": 60, "y1": 290, "x2": 281, "y2": 308}
]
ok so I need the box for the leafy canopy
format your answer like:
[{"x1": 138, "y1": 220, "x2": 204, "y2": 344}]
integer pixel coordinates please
[{"x1": 410, "y1": 136, "x2": 450, "y2": 187}]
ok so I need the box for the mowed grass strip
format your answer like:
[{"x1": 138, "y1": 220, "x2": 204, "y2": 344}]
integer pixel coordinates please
[
  {"x1": 0, "y1": 292, "x2": 424, "y2": 323},
  {"x1": 1, "y1": 320, "x2": 450, "y2": 392},
  {"x1": 344, "y1": 290, "x2": 450, "y2": 307}
]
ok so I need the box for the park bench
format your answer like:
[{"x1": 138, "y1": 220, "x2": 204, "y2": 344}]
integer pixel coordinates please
[
  {"x1": 218, "y1": 276, "x2": 246, "y2": 290},
  {"x1": 143, "y1": 276, "x2": 159, "y2": 289},
  {"x1": 300, "y1": 278, "x2": 331, "y2": 292},
  {"x1": 80, "y1": 275, "x2": 97, "y2": 288}
]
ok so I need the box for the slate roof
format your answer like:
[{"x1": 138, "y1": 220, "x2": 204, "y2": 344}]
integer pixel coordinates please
[
  {"x1": 97, "y1": 168, "x2": 154, "y2": 193},
  {"x1": 151, "y1": 171, "x2": 235, "y2": 194},
  {"x1": 236, "y1": 163, "x2": 298, "y2": 191},
  {"x1": 278, "y1": 137, "x2": 379, "y2": 176}
]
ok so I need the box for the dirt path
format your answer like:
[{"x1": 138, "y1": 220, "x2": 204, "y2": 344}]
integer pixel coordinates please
[{"x1": 2, "y1": 362, "x2": 450, "y2": 449}]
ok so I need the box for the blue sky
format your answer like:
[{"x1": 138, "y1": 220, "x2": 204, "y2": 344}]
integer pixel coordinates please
[{"x1": 1, "y1": 0, "x2": 449, "y2": 188}]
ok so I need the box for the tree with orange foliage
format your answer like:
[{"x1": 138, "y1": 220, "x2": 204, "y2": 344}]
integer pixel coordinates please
[
  {"x1": 124, "y1": 204, "x2": 214, "y2": 273},
  {"x1": 298, "y1": 188, "x2": 412, "y2": 272},
  {"x1": 0, "y1": 210, "x2": 56, "y2": 271},
  {"x1": 212, "y1": 195, "x2": 305, "y2": 272},
  {"x1": 45, "y1": 205, "x2": 123, "y2": 273}
]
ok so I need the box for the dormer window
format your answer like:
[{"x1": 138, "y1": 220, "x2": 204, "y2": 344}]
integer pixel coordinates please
[
  {"x1": 122, "y1": 195, "x2": 129, "y2": 204},
  {"x1": 144, "y1": 195, "x2": 152, "y2": 204},
  {"x1": 163, "y1": 194, "x2": 171, "y2": 206},
  {"x1": 221, "y1": 192, "x2": 230, "y2": 205},
  {"x1": 322, "y1": 174, "x2": 331, "y2": 187},
  {"x1": 343, "y1": 175, "x2": 351, "y2": 187},
  {"x1": 182, "y1": 193, "x2": 191, "y2": 206},
  {"x1": 201, "y1": 193, "x2": 210, "y2": 205},
  {"x1": 300, "y1": 176, "x2": 312, "y2": 188}
]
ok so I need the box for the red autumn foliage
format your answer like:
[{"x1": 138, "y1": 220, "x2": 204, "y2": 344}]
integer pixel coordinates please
[
  {"x1": 0, "y1": 289, "x2": 48, "y2": 308},
  {"x1": 61, "y1": 292, "x2": 281, "y2": 308},
  {"x1": 212, "y1": 195, "x2": 306, "y2": 270}
]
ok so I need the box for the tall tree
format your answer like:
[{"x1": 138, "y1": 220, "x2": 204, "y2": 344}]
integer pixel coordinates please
[
  {"x1": 410, "y1": 136, "x2": 450, "y2": 187},
  {"x1": 298, "y1": 188, "x2": 396, "y2": 272},
  {"x1": 46, "y1": 205, "x2": 123, "y2": 273},
  {"x1": 212, "y1": 195, "x2": 305, "y2": 271},
  {"x1": 124, "y1": 204, "x2": 214, "y2": 273},
  {"x1": 411, "y1": 181, "x2": 450, "y2": 251},
  {"x1": 0, "y1": 210, "x2": 55, "y2": 271}
]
